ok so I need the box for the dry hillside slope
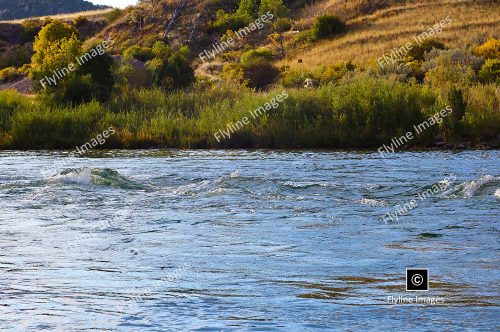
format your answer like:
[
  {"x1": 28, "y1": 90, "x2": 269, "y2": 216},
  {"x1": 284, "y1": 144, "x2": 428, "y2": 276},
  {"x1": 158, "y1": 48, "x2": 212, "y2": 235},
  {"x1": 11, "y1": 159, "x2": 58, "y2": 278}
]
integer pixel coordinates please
[{"x1": 280, "y1": 0, "x2": 500, "y2": 68}]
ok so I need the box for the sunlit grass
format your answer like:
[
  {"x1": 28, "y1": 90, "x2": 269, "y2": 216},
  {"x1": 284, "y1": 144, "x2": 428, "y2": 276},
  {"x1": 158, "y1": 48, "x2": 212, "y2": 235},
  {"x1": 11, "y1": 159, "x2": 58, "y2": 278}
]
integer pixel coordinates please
[{"x1": 281, "y1": 0, "x2": 500, "y2": 69}]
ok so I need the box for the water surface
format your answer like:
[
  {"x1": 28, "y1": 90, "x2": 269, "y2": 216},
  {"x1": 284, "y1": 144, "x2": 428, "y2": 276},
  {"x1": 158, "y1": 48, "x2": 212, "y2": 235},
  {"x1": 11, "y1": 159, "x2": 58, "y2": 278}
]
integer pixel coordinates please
[{"x1": 0, "y1": 150, "x2": 499, "y2": 331}]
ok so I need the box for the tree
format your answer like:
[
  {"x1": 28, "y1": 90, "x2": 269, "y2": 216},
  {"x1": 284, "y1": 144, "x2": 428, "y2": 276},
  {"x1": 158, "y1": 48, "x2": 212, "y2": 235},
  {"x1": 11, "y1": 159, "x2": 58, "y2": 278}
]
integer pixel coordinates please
[
  {"x1": 259, "y1": 0, "x2": 289, "y2": 18},
  {"x1": 146, "y1": 42, "x2": 195, "y2": 90},
  {"x1": 269, "y1": 18, "x2": 292, "y2": 58},
  {"x1": 30, "y1": 21, "x2": 115, "y2": 104},
  {"x1": 236, "y1": 0, "x2": 259, "y2": 22},
  {"x1": 31, "y1": 20, "x2": 79, "y2": 70}
]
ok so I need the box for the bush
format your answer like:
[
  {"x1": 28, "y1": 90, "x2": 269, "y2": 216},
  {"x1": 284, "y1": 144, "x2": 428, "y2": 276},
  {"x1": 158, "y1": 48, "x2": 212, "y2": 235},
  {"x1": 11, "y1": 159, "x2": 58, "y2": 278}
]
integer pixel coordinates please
[
  {"x1": 105, "y1": 8, "x2": 124, "y2": 24},
  {"x1": 241, "y1": 62, "x2": 280, "y2": 90},
  {"x1": 463, "y1": 84, "x2": 500, "y2": 142},
  {"x1": 21, "y1": 19, "x2": 45, "y2": 42},
  {"x1": 478, "y1": 59, "x2": 500, "y2": 83},
  {"x1": 406, "y1": 39, "x2": 446, "y2": 62},
  {"x1": 423, "y1": 48, "x2": 483, "y2": 92},
  {"x1": 146, "y1": 43, "x2": 195, "y2": 90},
  {"x1": 473, "y1": 38, "x2": 500, "y2": 59},
  {"x1": 241, "y1": 48, "x2": 273, "y2": 65},
  {"x1": 73, "y1": 16, "x2": 89, "y2": 28},
  {"x1": 312, "y1": 15, "x2": 346, "y2": 40},
  {"x1": 237, "y1": 48, "x2": 279, "y2": 90},
  {"x1": 0, "y1": 45, "x2": 32, "y2": 68},
  {"x1": 10, "y1": 101, "x2": 104, "y2": 149},
  {"x1": 259, "y1": 0, "x2": 289, "y2": 18},
  {"x1": 0, "y1": 67, "x2": 20, "y2": 83},
  {"x1": 123, "y1": 45, "x2": 154, "y2": 62}
]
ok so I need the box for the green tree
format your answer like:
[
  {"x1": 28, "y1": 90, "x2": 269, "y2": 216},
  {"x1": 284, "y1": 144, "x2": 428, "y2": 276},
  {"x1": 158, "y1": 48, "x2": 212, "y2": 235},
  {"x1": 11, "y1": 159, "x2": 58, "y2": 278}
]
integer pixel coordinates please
[
  {"x1": 147, "y1": 42, "x2": 195, "y2": 90},
  {"x1": 259, "y1": 0, "x2": 289, "y2": 18},
  {"x1": 236, "y1": 0, "x2": 259, "y2": 21}
]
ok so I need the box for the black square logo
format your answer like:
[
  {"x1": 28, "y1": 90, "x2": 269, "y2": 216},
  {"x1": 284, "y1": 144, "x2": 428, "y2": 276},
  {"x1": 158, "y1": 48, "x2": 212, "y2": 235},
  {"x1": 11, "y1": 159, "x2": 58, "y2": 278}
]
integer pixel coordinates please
[{"x1": 406, "y1": 268, "x2": 429, "y2": 291}]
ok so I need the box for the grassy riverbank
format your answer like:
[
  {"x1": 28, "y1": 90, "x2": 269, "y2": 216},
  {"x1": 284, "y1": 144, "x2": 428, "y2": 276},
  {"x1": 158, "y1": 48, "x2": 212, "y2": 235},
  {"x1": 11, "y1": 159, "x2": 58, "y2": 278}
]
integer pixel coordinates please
[{"x1": 1, "y1": 73, "x2": 498, "y2": 150}]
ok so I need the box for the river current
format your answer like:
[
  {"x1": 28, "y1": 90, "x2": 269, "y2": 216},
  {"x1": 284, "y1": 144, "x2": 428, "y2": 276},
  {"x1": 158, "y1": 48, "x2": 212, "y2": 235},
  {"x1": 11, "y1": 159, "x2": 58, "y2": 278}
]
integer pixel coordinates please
[{"x1": 0, "y1": 150, "x2": 498, "y2": 331}]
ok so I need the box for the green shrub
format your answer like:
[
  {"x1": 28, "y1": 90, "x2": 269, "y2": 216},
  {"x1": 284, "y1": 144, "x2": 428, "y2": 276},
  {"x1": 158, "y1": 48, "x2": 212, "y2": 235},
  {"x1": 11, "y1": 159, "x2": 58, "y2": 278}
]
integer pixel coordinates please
[
  {"x1": 123, "y1": 45, "x2": 154, "y2": 62},
  {"x1": 312, "y1": 15, "x2": 346, "y2": 40},
  {"x1": 423, "y1": 48, "x2": 482, "y2": 92},
  {"x1": 146, "y1": 44, "x2": 195, "y2": 90},
  {"x1": 463, "y1": 84, "x2": 500, "y2": 142},
  {"x1": 259, "y1": 0, "x2": 289, "y2": 18},
  {"x1": 73, "y1": 16, "x2": 89, "y2": 28},
  {"x1": 478, "y1": 59, "x2": 500, "y2": 83},
  {"x1": 241, "y1": 48, "x2": 273, "y2": 64},
  {"x1": 280, "y1": 69, "x2": 314, "y2": 88},
  {"x1": 10, "y1": 101, "x2": 104, "y2": 149},
  {"x1": 105, "y1": 8, "x2": 124, "y2": 24}
]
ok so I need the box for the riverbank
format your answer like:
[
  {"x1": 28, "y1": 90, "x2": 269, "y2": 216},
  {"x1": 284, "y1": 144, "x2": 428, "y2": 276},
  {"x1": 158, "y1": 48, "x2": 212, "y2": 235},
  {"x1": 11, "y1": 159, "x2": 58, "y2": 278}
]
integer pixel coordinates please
[{"x1": 0, "y1": 74, "x2": 498, "y2": 150}]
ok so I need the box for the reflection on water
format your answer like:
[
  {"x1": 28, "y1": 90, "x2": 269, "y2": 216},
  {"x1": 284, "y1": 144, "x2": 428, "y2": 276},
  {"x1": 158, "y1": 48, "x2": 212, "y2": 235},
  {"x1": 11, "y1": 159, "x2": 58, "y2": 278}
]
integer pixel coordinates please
[{"x1": 0, "y1": 150, "x2": 498, "y2": 331}]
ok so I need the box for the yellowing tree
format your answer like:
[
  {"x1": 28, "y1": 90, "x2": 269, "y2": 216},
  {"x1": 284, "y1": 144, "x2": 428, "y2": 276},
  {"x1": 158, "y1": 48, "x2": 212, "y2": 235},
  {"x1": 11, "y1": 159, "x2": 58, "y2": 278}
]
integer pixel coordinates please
[{"x1": 30, "y1": 20, "x2": 81, "y2": 87}]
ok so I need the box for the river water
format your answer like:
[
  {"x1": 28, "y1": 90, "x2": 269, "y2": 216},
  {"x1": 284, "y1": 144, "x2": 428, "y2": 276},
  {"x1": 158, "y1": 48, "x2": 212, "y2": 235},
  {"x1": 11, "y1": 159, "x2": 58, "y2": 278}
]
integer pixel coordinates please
[{"x1": 0, "y1": 150, "x2": 498, "y2": 331}]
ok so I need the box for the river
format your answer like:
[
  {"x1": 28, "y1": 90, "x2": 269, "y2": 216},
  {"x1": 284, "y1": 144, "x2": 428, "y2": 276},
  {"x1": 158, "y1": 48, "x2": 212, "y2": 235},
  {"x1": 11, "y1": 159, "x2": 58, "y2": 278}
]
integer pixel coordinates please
[{"x1": 0, "y1": 150, "x2": 498, "y2": 331}]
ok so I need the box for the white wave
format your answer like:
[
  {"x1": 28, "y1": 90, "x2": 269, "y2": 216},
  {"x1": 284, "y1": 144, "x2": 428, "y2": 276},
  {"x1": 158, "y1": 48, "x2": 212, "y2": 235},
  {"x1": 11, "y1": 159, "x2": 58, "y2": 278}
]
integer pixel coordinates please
[
  {"x1": 495, "y1": 189, "x2": 500, "y2": 199},
  {"x1": 462, "y1": 174, "x2": 496, "y2": 198},
  {"x1": 49, "y1": 168, "x2": 92, "y2": 185}
]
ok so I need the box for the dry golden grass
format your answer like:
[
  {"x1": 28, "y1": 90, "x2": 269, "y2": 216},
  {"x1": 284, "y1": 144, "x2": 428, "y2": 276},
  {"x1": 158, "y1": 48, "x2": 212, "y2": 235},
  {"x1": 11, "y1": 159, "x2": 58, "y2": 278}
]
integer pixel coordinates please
[
  {"x1": 281, "y1": 0, "x2": 500, "y2": 69},
  {"x1": 0, "y1": 8, "x2": 114, "y2": 24}
]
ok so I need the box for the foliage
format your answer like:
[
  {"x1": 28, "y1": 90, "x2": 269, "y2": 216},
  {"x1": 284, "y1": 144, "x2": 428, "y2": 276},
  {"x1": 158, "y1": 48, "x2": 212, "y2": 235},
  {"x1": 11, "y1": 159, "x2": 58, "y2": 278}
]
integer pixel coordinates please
[
  {"x1": 478, "y1": 59, "x2": 500, "y2": 84},
  {"x1": 405, "y1": 39, "x2": 446, "y2": 62},
  {"x1": 31, "y1": 20, "x2": 80, "y2": 69},
  {"x1": 105, "y1": 8, "x2": 124, "y2": 24},
  {"x1": 0, "y1": 74, "x2": 498, "y2": 149},
  {"x1": 0, "y1": 45, "x2": 32, "y2": 69},
  {"x1": 21, "y1": 19, "x2": 45, "y2": 42},
  {"x1": 0, "y1": 67, "x2": 20, "y2": 83},
  {"x1": 123, "y1": 45, "x2": 155, "y2": 62},
  {"x1": 29, "y1": 21, "x2": 115, "y2": 104},
  {"x1": 280, "y1": 63, "x2": 355, "y2": 88},
  {"x1": 258, "y1": 0, "x2": 289, "y2": 18},
  {"x1": 312, "y1": 15, "x2": 346, "y2": 40},
  {"x1": 241, "y1": 48, "x2": 273, "y2": 64},
  {"x1": 473, "y1": 38, "x2": 500, "y2": 59},
  {"x1": 440, "y1": 87, "x2": 466, "y2": 142},
  {"x1": 423, "y1": 48, "x2": 483, "y2": 93},
  {"x1": 146, "y1": 43, "x2": 195, "y2": 90}
]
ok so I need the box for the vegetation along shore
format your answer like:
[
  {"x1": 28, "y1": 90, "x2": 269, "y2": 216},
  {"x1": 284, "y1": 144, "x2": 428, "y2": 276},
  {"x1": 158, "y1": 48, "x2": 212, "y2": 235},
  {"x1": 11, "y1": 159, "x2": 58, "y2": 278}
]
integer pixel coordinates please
[{"x1": 0, "y1": 0, "x2": 498, "y2": 150}]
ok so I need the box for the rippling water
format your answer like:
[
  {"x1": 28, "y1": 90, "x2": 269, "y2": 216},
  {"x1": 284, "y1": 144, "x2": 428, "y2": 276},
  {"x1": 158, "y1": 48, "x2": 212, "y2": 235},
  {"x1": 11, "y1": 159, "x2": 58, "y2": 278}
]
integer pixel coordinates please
[{"x1": 0, "y1": 150, "x2": 499, "y2": 331}]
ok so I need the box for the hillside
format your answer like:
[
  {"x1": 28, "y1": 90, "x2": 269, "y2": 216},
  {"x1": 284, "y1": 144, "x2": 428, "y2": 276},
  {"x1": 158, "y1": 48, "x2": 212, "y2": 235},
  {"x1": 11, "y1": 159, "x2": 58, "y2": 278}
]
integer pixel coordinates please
[
  {"x1": 0, "y1": 0, "x2": 109, "y2": 21},
  {"x1": 281, "y1": 0, "x2": 500, "y2": 68}
]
